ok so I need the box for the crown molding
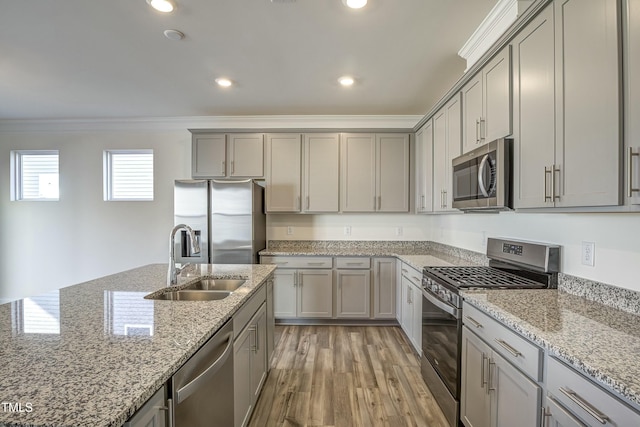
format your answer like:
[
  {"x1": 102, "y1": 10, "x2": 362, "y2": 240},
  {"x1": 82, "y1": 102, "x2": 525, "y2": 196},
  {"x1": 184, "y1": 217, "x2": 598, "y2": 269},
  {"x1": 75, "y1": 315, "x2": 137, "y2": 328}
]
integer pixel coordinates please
[
  {"x1": 0, "y1": 115, "x2": 423, "y2": 133},
  {"x1": 458, "y1": 0, "x2": 534, "y2": 72}
]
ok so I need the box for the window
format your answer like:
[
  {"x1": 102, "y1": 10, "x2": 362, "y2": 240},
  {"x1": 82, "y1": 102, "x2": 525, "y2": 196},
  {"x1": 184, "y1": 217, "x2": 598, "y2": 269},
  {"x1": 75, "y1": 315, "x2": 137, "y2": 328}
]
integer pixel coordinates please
[
  {"x1": 104, "y1": 150, "x2": 154, "y2": 201},
  {"x1": 10, "y1": 150, "x2": 60, "y2": 201}
]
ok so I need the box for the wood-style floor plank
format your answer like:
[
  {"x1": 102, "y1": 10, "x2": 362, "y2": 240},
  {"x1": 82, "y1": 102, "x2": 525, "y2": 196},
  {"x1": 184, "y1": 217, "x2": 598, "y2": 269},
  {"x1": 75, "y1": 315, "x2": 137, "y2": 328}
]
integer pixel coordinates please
[{"x1": 248, "y1": 325, "x2": 449, "y2": 427}]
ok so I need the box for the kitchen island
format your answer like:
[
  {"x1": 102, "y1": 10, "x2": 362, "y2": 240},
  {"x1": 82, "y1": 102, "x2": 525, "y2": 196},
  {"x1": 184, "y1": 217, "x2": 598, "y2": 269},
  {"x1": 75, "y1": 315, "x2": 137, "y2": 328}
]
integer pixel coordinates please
[{"x1": 0, "y1": 263, "x2": 276, "y2": 427}]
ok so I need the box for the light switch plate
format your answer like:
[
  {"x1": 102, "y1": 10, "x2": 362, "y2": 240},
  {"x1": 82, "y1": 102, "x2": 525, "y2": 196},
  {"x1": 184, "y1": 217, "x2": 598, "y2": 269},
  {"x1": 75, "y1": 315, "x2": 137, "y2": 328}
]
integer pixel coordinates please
[{"x1": 286, "y1": 226, "x2": 294, "y2": 235}]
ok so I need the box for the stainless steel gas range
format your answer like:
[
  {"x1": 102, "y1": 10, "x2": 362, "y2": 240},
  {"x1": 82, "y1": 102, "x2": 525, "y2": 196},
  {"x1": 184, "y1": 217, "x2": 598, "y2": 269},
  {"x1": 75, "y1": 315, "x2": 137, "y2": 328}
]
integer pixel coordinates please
[{"x1": 420, "y1": 238, "x2": 560, "y2": 427}]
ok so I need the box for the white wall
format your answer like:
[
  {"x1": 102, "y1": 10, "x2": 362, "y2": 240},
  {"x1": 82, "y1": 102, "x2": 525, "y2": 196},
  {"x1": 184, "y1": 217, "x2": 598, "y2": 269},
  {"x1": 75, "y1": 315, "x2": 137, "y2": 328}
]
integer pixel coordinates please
[
  {"x1": 267, "y1": 214, "x2": 429, "y2": 241},
  {"x1": 426, "y1": 212, "x2": 640, "y2": 292},
  {"x1": 0, "y1": 129, "x2": 192, "y2": 301}
]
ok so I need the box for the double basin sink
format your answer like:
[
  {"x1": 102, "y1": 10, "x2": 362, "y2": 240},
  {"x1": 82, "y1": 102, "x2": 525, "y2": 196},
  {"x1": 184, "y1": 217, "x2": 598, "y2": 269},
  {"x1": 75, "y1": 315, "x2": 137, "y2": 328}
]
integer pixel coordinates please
[{"x1": 145, "y1": 278, "x2": 246, "y2": 301}]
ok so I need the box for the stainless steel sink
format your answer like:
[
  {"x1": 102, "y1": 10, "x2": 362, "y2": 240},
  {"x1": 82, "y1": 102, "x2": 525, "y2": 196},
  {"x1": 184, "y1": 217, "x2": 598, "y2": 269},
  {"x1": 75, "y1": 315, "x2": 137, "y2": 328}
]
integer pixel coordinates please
[
  {"x1": 183, "y1": 279, "x2": 246, "y2": 291},
  {"x1": 144, "y1": 278, "x2": 246, "y2": 301},
  {"x1": 150, "y1": 289, "x2": 232, "y2": 301}
]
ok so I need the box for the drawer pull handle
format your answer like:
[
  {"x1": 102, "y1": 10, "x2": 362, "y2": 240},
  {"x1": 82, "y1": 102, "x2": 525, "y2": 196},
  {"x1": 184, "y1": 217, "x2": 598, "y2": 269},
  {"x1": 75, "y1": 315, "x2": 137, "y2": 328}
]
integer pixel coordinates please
[
  {"x1": 346, "y1": 262, "x2": 364, "y2": 266},
  {"x1": 401, "y1": 269, "x2": 409, "y2": 274},
  {"x1": 494, "y1": 338, "x2": 522, "y2": 357},
  {"x1": 307, "y1": 262, "x2": 325, "y2": 266},
  {"x1": 559, "y1": 387, "x2": 610, "y2": 424},
  {"x1": 465, "y1": 316, "x2": 483, "y2": 329}
]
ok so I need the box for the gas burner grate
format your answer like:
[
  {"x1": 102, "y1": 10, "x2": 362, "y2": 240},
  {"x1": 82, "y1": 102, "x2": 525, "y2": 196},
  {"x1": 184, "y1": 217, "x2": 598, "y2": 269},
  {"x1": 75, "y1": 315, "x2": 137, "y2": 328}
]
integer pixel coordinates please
[{"x1": 424, "y1": 266, "x2": 544, "y2": 289}]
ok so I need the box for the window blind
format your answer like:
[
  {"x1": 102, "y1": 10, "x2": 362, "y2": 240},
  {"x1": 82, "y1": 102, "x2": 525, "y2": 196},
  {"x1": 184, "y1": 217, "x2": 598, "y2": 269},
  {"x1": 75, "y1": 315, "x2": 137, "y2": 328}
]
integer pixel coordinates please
[
  {"x1": 19, "y1": 152, "x2": 59, "y2": 200},
  {"x1": 106, "y1": 150, "x2": 153, "y2": 201}
]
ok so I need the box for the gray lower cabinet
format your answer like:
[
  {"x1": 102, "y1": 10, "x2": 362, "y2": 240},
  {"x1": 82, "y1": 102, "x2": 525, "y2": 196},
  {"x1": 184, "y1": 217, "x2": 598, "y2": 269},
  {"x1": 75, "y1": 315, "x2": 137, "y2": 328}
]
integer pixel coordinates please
[
  {"x1": 265, "y1": 277, "x2": 275, "y2": 364},
  {"x1": 372, "y1": 257, "x2": 396, "y2": 319},
  {"x1": 461, "y1": 327, "x2": 540, "y2": 427},
  {"x1": 123, "y1": 385, "x2": 167, "y2": 427},
  {"x1": 297, "y1": 269, "x2": 333, "y2": 318},
  {"x1": 543, "y1": 396, "x2": 584, "y2": 427},
  {"x1": 335, "y1": 269, "x2": 371, "y2": 318},
  {"x1": 398, "y1": 262, "x2": 422, "y2": 354},
  {"x1": 234, "y1": 302, "x2": 267, "y2": 427}
]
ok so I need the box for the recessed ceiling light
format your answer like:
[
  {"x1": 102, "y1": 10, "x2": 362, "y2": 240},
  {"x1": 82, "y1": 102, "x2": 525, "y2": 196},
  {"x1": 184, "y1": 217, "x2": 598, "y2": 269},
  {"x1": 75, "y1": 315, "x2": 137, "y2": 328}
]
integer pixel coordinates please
[
  {"x1": 163, "y1": 29, "x2": 184, "y2": 41},
  {"x1": 342, "y1": 0, "x2": 367, "y2": 9},
  {"x1": 338, "y1": 76, "x2": 355, "y2": 87},
  {"x1": 215, "y1": 78, "x2": 233, "y2": 87},
  {"x1": 146, "y1": 0, "x2": 175, "y2": 13}
]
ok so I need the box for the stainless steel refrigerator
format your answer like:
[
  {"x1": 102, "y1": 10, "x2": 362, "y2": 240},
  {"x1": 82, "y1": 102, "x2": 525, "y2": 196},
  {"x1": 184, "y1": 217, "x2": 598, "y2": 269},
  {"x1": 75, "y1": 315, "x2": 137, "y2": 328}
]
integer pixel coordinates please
[{"x1": 174, "y1": 179, "x2": 266, "y2": 265}]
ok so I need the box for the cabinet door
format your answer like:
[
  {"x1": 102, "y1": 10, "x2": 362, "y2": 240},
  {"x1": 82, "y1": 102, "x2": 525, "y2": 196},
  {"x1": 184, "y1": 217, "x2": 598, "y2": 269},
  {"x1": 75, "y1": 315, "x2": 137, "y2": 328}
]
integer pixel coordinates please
[
  {"x1": 123, "y1": 386, "x2": 166, "y2": 427},
  {"x1": 400, "y1": 276, "x2": 413, "y2": 339},
  {"x1": 234, "y1": 325, "x2": 253, "y2": 427},
  {"x1": 266, "y1": 134, "x2": 302, "y2": 212},
  {"x1": 341, "y1": 133, "x2": 376, "y2": 212},
  {"x1": 415, "y1": 121, "x2": 434, "y2": 213},
  {"x1": 484, "y1": 46, "x2": 512, "y2": 143},
  {"x1": 628, "y1": 0, "x2": 640, "y2": 205},
  {"x1": 409, "y1": 282, "x2": 422, "y2": 354},
  {"x1": 461, "y1": 328, "x2": 491, "y2": 427},
  {"x1": 462, "y1": 74, "x2": 484, "y2": 154},
  {"x1": 445, "y1": 95, "x2": 462, "y2": 210},
  {"x1": 228, "y1": 134, "x2": 264, "y2": 178},
  {"x1": 192, "y1": 135, "x2": 226, "y2": 178},
  {"x1": 335, "y1": 270, "x2": 371, "y2": 318},
  {"x1": 512, "y1": 5, "x2": 556, "y2": 208},
  {"x1": 490, "y1": 351, "x2": 540, "y2": 427},
  {"x1": 433, "y1": 107, "x2": 448, "y2": 212},
  {"x1": 266, "y1": 278, "x2": 274, "y2": 364},
  {"x1": 304, "y1": 133, "x2": 340, "y2": 212},
  {"x1": 251, "y1": 304, "x2": 268, "y2": 405},
  {"x1": 373, "y1": 258, "x2": 396, "y2": 319},
  {"x1": 297, "y1": 270, "x2": 333, "y2": 318},
  {"x1": 376, "y1": 134, "x2": 410, "y2": 212},
  {"x1": 273, "y1": 269, "x2": 296, "y2": 319},
  {"x1": 554, "y1": 0, "x2": 620, "y2": 207},
  {"x1": 544, "y1": 397, "x2": 585, "y2": 427}
]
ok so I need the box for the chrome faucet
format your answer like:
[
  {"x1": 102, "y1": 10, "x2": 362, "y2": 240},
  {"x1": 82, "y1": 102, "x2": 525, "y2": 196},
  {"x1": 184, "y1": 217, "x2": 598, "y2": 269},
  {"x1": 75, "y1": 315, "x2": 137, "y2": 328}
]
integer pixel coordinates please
[{"x1": 168, "y1": 224, "x2": 201, "y2": 286}]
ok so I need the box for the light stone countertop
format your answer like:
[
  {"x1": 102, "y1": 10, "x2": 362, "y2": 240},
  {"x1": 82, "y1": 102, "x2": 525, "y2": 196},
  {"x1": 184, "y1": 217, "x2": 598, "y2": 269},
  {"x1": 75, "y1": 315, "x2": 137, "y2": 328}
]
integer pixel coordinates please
[
  {"x1": 462, "y1": 289, "x2": 640, "y2": 409},
  {"x1": 0, "y1": 263, "x2": 276, "y2": 427}
]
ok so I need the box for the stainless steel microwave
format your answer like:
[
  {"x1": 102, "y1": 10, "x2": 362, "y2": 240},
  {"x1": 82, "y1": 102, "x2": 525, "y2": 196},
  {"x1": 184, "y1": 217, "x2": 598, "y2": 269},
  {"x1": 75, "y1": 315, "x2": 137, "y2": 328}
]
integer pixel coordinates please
[{"x1": 451, "y1": 138, "x2": 512, "y2": 211}]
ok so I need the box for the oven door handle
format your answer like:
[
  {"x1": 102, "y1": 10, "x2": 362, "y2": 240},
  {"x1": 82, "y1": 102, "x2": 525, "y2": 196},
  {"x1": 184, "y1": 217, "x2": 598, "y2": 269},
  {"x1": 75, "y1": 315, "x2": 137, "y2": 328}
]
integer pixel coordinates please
[{"x1": 422, "y1": 289, "x2": 459, "y2": 318}]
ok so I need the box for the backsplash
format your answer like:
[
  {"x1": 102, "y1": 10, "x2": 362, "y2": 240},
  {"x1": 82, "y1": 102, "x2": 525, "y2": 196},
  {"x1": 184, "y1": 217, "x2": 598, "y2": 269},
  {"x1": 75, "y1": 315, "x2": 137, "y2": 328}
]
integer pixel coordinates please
[{"x1": 558, "y1": 274, "x2": 640, "y2": 316}]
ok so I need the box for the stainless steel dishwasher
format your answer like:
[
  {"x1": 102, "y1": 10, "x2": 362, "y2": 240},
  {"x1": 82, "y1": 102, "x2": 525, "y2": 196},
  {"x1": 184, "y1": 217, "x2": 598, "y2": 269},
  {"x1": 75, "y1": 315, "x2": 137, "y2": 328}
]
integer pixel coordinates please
[{"x1": 170, "y1": 319, "x2": 234, "y2": 426}]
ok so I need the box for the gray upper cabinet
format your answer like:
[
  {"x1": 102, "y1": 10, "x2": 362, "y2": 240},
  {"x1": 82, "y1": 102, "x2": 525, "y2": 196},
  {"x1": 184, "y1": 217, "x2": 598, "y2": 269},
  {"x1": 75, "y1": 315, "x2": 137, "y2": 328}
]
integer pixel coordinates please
[
  {"x1": 192, "y1": 133, "x2": 264, "y2": 178},
  {"x1": 266, "y1": 133, "x2": 302, "y2": 212},
  {"x1": 513, "y1": 0, "x2": 620, "y2": 209},
  {"x1": 341, "y1": 133, "x2": 409, "y2": 212},
  {"x1": 461, "y1": 46, "x2": 512, "y2": 154},
  {"x1": 303, "y1": 133, "x2": 340, "y2": 213},
  {"x1": 627, "y1": 0, "x2": 640, "y2": 205},
  {"x1": 433, "y1": 95, "x2": 462, "y2": 212},
  {"x1": 553, "y1": 0, "x2": 620, "y2": 208},
  {"x1": 512, "y1": 4, "x2": 556, "y2": 208},
  {"x1": 415, "y1": 121, "x2": 434, "y2": 213}
]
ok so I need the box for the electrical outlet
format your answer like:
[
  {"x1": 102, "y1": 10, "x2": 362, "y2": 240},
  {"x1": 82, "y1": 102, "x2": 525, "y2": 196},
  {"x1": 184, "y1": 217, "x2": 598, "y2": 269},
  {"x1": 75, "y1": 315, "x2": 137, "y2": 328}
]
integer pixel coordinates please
[
  {"x1": 395, "y1": 226, "x2": 403, "y2": 237},
  {"x1": 286, "y1": 226, "x2": 294, "y2": 235},
  {"x1": 581, "y1": 241, "x2": 595, "y2": 266},
  {"x1": 344, "y1": 226, "x2": 352, "y2": 236}
]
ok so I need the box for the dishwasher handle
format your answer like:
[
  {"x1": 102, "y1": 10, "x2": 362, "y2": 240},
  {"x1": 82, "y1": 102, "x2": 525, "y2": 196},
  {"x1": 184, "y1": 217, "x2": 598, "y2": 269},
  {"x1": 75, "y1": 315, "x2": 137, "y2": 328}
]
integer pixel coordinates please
[{"x1": 175, "y1": 332, "x2": 233, "y2": 404}]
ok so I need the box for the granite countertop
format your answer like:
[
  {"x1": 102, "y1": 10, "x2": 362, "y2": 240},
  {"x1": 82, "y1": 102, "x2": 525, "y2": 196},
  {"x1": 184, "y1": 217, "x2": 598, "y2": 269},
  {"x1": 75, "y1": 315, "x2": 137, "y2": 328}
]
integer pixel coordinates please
[
  {"x1": 462, "y1": 289, "x2": 640, "y2": 408},
  {"x1": 0, "y1": 263, "x2": 276, "y2": 427},
  {"x1": 260, "y1": 241, "x2": 483, "y2": 271}
]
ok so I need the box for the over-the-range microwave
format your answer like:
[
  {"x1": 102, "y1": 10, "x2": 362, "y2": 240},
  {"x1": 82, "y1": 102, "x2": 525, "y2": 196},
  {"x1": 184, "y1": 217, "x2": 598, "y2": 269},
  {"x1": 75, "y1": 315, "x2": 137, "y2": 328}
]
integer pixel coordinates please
[{"x1": 451, "y1": 138, "x2": 513, "y2": 211}]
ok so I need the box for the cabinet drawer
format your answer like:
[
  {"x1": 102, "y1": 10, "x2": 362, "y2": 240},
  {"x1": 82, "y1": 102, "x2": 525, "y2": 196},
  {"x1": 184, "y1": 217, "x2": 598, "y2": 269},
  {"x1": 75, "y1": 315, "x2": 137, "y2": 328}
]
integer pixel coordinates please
[
  {"x1": 400, "y1": 263, "x2": 422, "y2": 286},
  {"x1": 261, "y1": 256, "x2": 333, "y2": 269},
  {"x1": 547, "y1": 356, "x2": 640, "y2": 426},
  {"x1": 233, "y1": 285, "x2": 266, "y2": 334},
  {"x1": 463, "y1": 302, "x2": 542, "y2": 381},
  {"x1": 335, "y1": 257, "x2": 371, "y2": 269}
]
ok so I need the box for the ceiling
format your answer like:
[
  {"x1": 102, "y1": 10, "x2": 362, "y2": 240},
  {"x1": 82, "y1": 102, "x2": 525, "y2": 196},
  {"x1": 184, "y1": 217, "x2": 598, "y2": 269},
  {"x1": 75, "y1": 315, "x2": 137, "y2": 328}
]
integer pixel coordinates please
[{"x1": 0, "y1": 0, "x2": 497, "y2": 120}]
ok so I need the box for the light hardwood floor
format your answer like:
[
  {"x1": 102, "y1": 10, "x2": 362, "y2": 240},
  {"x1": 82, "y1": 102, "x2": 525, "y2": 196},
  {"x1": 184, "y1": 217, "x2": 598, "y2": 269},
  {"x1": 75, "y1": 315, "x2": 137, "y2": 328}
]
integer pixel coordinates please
[{"x1": 248, "y1": 325, "x2": 449, "y2": 427}]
